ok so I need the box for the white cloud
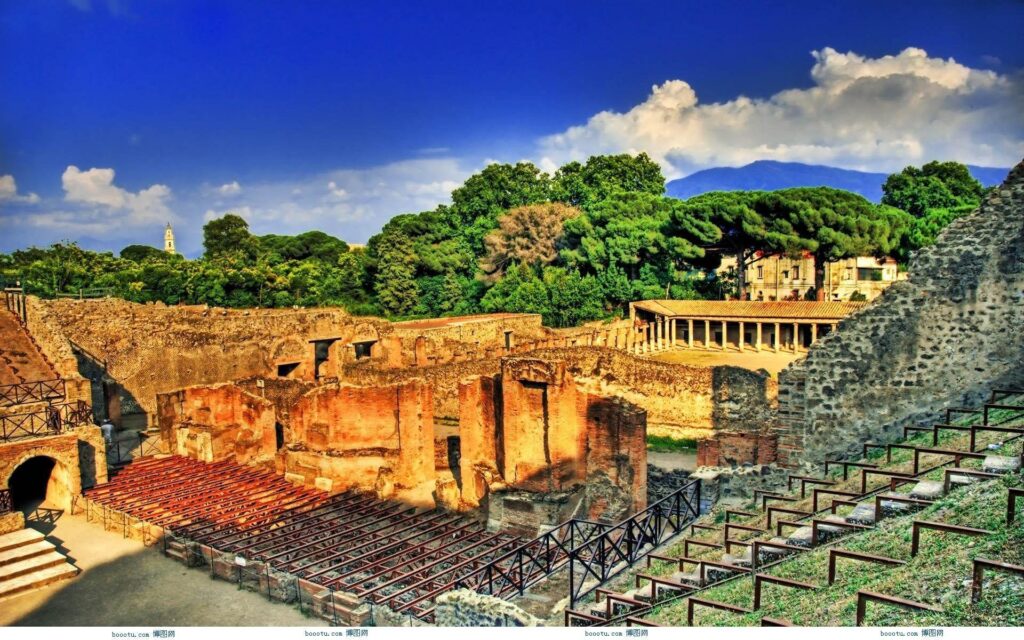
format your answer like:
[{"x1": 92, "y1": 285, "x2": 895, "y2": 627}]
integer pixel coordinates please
[
  {"x1": 198, "y1": 158, "x2": 470, "y2": 242},
  {"x1": 61, "y1": 165, "x2": 174, "y2": 226},
  {"x1": 539, "y1": 47, "x2": 1024, "y2": 177},
  {"x1": 217, "y1": 180, "x2": 242, "y2": 196},
  {"x1": 0, "y1": 175, "x2": 40, "y2": 204}
]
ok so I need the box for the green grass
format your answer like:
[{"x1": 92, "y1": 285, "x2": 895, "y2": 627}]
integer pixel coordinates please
[
  {"x1": 647, "y1": 435, "x2": 697, "y2": 453},
  {"x1": 584, "y1": 394, "x2": 1024, "y2": 627}
]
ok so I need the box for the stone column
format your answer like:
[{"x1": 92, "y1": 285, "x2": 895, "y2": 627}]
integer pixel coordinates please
[
  {"x1": 756, "y1": 322, "x2": 762, "y2": 352},
  {"x1": 774, "y1": 322, "x2": 780, "y2": 353},
  {"x1": 792, "y1": 322, "x2": 799, "y2": 352},
  {"x1": 670, "y1": 318, "x2": 676, "y2": 347},
  {"x1": 738, "y1": 321, "x2": 745, "y2": 351},
  {"x1": 688, "y1": 319, "x2": 694, "y2": 349},
  {"x1": 720, "y1": 320, "x2": 727, "y2": 350},
  {"x1": 811, "y1": 323, "x2": 818, "y2": 345},
  {"x1": 704, "y1": 320, "x2": 711, "y2": 349}
]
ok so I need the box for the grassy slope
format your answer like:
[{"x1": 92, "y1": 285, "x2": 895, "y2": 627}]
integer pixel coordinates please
[{"x1": 591, "y1": 397, "x2": 1024, "y2": 626}]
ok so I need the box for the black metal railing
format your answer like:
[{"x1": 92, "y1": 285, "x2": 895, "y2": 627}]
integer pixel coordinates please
[
  {"x1": 0, "y1": 489, "x2": 11, "y2": 514},
  {"x1": 454, "y1": 518, "x2": 610, "y2": 598},
  {"x1": 0, "y1": 400, "x2": 92, "y2": 442},
  {"x1": 0, "y1": 378, "x2": 65, "y2": 407},
  {"x1": 567, "y1": 479, "x2": 701, "y2": 606},
  {"x1": 454, "y1": 479, "x2": 701, "y2": 606},
  {"x1": 107, "y1": 431, "x2": 163, "y2": 466}
]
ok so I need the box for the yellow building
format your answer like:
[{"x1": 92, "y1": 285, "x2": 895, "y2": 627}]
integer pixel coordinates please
[{"x1": 717, "y1": 252, "x2": 904, "y2": 302}]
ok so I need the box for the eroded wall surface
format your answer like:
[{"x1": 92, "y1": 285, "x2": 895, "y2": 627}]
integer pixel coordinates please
[{"x1": 777, "y1": 161, "x2": 1024, "y2": 468}]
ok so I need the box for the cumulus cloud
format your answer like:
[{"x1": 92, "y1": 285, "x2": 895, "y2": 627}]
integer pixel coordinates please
[
  {"x1": 539, "y1": 47, "x2": 1024, "y2": 177},
  {"x1": 199, "y1": 158, "x2": 469, "y2": 242},
  {"x1": 57, "y1": 165, "x2": 174, "y2": 230},
  {"x1": 0, "y1": 175, "x2": 40, "y2": 204},
  {"x1": 217, "y1": 181, "x2": 242, "y2": 196}
]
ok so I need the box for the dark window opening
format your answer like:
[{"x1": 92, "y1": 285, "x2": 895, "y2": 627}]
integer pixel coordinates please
[
  {"x1": 857, "y1": 267, "x2": 884, "y2": 281},
  {"x1": 277, "y1": 362, "x2": 300, "y2": 378},
  {"x1": 9, "y1": 456, "x2": 56, "y2": 511},
  {"x1": 311, "y1": 338, "x2": 339, "y2": 380},
  {"x1": 503, "y1": 330, "x2": 513, "y2": 350},
  {"x1": 275, "y1": 422, "x2": 285, "y2": 450},
  {"x1": 353, "y1": 340, "x2": 376, "y2": 360}
]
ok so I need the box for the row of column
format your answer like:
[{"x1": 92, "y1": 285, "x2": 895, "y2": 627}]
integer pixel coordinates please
[{"x1": 631, "y1": 316, "x2": 839, "y2": 354}]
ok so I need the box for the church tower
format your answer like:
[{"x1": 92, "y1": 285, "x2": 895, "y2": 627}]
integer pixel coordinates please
[{"x1": 164, "y1": 222, "x2": 176, "y2": 254}]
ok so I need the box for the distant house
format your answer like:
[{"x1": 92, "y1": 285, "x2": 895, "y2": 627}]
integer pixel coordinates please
[{"x1": 716, "y1": 252, "x2": 905, "y2": 302}]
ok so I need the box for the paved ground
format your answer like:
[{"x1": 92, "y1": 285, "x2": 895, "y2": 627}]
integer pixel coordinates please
[
  {"x1": 0, "y1": 511, "x2": 325, "y2": 626},
  {"x1": 649, "y1": 347, "x2": 804, "y2": 376}
]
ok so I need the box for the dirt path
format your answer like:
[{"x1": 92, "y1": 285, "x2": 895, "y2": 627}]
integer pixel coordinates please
[
  {"x1": 649, "y1": 348, "x2": 803, "y2": 376},
  {"x1": 0, "y1": 512, "x2": 325, "y2": 626}
]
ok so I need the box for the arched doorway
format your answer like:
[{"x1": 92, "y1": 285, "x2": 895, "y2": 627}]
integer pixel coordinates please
[{"x1": 7, "y1": 455, "x2": 72, "y2": 515}]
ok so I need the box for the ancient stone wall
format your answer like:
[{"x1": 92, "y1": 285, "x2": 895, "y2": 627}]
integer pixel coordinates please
[
  {"x1": 776, "y1": 161, "x2": 1024, "y2": 468},
  {"x1": 434, "y1": 589, "x2": 543, "y2": 626},
  {"x1": 342, "y1": 345, "x2": 773, "y2": 439},
  {"x1": 0, "y1": 427, "x2": 107, "y2": 512},
  {"x1": 27, "y1": 298, "x2": 395, "y2": 421},
  {"x1": 284, "y1": 379, "x2": 436, "y2": 504},
  {"x1": 156, "y1": 384, "x2": 277, "y2": 465}
]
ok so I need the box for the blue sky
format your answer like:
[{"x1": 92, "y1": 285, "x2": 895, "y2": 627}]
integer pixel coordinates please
[{"x1": 1, "y1": 1, "x2": 1023, "y2": 256}]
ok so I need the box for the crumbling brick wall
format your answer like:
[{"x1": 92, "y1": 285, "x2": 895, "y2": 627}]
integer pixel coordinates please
[
  {"x1": 777, "y1": 162, "x2": 1024, "y2": 468},
  {"x1": 156, "y1": 383, "x2": 277, "y2": 465}
]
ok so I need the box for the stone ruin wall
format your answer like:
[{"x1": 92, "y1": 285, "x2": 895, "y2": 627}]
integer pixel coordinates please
[
  {"x1": 776, "y1": 160, "x2": 1024, "y2": 469},
  {"x1": 156, "y1": 357, "x2": 648, "y2": 527},
  {"x1": 341, "y1": 345, "x2": 774, "y2": 440},
  {"x1": 28, "y1": 297, "x2": 397, "y2": 421}
]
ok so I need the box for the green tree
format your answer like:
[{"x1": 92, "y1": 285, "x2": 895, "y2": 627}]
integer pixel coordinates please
[
  {"x1": 449, "y1": 162, "x2": 552, "y2": 254},
  {"x1": 203, "y1": 214, "x2": 258, "y2": 259},
  {"x1": 679, "y1": 191, "x2": 782, "y2": 300},
  {"x1": 882, "y1": 161, "x2": 984, "y2": 217},
  {"x1": 758, "y1": 187, "x2": 909, "y2": 300},
  {"x1": 373, "y1": 233, "x2": 419, "y2": 316},
  {"x1": 552, "y1": 153, "x2": 665, "y2": 209},
  {"x1": 120, "y1": 244, "x2": 167, "y2": 262},
  {"x1": 560, "y1": 191, "x2": 720, "y2": 286}
]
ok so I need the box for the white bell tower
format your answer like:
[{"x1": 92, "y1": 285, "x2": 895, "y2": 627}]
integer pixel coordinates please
[{"x1": 164, "y1": 222, "x2": 176, "y2": 254}]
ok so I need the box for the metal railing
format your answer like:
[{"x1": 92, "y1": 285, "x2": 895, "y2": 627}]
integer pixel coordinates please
[
  {"x1": 454, "y1": 479, "x2": 701, "y2": 607},
  {"x1": 0, "y1": 378, "x2": 65, "y2": 407},
  {"x1": 0, "y1": 488, "x2": 11, "y2": 514},
  {"x1": 107, "y1": 431, "x2": 163, "y2": 466},
  {"x1": 54, "y1": 287, "x2": 113, "y2": 299},
  {"x1": 0, "y1": 400, "x2": 92, "y2": 442},
  {"x1": 567, "y1": 479, "x2": 701, "y2": 606}
]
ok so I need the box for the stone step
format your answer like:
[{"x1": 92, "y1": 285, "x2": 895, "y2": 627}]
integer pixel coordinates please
[
  {"x1": 0, "y1": 528, "x2": 45, "y2": 555},
  {"x1": 0, "y1": 550, "x2": 67, "y2": 581},
  {"x1": 0, "y1": 539, "x2": 55, "y2": 567},
  {"x1": 910, "y1": 480, "x2": 944, "y2": 500},
  {"x1": 846, "y1": 503, "x2": 877, "y2": 525},
  {"x1": 0, "y1": 562, "x2": 78, "y2": 600},
  {"x1": 983, "y1": 455, "x2": 1022, "y2": 474}
]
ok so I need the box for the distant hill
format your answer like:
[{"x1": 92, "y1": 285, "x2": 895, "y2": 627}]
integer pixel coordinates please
[{"x1": 665, "y1": 160, "x2": 1010, "y2": 202}]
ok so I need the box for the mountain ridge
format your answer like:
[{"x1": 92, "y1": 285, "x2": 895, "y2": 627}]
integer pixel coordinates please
[{"x1": 665, "y1": 160, "x2": 1010, "y2": 202}]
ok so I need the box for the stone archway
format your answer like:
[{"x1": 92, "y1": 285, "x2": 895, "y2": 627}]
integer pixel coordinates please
[{"x1": 7, "y1": 454, "x2": 73, "y2": 514}]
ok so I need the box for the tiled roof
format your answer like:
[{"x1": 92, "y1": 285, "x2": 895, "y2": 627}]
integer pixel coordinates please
[{"x1": 632, "y1": 299, "x2": 867, "y2": 321}]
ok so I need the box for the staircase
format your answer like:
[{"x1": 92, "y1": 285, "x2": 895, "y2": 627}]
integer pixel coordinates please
[
  {"x1": 0, "y1": 308, "x2": 58, "y2": 387},
  {"x1": 0, "y1": 528, "x2": 78, "y2": 600}
]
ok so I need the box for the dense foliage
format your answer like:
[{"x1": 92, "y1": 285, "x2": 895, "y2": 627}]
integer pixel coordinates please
[{"x1": 0, "y1": 157, "x2": 986, "y2": 327}]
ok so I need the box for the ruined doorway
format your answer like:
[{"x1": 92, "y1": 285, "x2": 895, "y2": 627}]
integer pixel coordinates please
[
  {"x1": 311, "y1": 338, "x2": 339, "y2": 380},
  {"x1": 275, "y1": 422, "x2": 285, "y2": 450},
  {"x1": 7, "y1": 455, "x2": 72, "y2": 516},
  {"x1": 504, "y1": 331, "x2": 513, "y2": 350},
  {"x1": 447, "y1": 436, "x2": 462, "y2": 488}
]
